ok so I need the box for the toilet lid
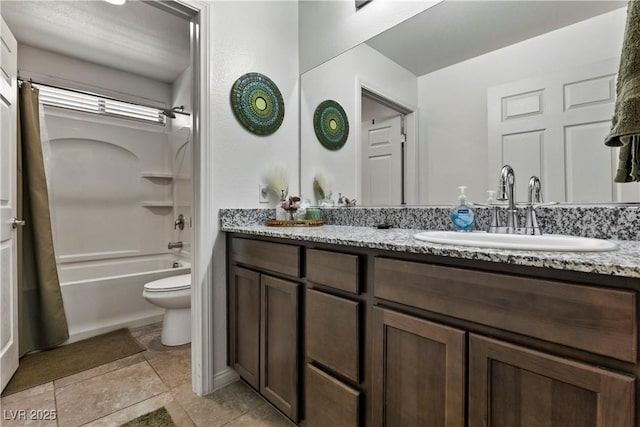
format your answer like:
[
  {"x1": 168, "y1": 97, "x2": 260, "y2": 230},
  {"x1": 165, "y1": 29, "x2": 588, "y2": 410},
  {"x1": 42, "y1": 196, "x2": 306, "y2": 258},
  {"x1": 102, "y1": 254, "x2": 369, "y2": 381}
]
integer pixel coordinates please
[{"x1": 144, "y1": 274, "x2": 191, "y2": 292}]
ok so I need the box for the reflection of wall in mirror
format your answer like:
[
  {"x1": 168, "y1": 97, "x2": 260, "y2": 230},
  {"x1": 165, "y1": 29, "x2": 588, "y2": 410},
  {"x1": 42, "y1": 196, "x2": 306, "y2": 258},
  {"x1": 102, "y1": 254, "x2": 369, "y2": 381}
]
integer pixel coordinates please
[
  {"x1": 299, "y1": 1, "x2": 439, "y2": 73},
  {"x1": 301, "y1": 43, "x2": 418, "y2": 204},
  {"x1": 419, "y1": 7, "x2": 627, "y2": 205}
]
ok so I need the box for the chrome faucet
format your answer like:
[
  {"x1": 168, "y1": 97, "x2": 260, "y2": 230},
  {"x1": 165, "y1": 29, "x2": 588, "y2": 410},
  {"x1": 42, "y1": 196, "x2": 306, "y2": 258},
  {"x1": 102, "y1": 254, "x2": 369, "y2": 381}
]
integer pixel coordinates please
[
  {"x1": 168, "y1": 241, "x2": 183, "y2": 249},
  {"x1": 497, "y1": 165, "x2": 518, "y2": 233},
  {"x1": 490, "y1": 165, "x2": 544, "y2": 235}
]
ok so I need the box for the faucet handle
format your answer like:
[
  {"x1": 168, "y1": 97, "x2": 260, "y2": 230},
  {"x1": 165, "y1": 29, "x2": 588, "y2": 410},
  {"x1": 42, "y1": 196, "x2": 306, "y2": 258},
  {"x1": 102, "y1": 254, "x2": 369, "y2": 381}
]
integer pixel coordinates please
[{"x1": 174, "y1": 214, "x2": 185, "y2": 230}]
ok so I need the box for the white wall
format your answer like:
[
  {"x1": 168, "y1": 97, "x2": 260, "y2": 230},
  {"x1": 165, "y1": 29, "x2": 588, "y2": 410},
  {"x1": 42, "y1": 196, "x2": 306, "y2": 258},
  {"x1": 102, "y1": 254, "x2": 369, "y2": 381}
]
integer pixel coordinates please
[
  {"x1": 299, "y1": 0, "x2": 439, "y2": 73},
  {"x1": 301, "y1": 43, "x2": 417, "y2": 202},
  {"x1": 207, "y1": 1, "x2": 299, "y2": 381},
  {"x1": 18, "y1": 44, "x2": 171, "y2": 107},
  {"x1": 418, "y1": 7, "x2": 626, "y2": 204}
]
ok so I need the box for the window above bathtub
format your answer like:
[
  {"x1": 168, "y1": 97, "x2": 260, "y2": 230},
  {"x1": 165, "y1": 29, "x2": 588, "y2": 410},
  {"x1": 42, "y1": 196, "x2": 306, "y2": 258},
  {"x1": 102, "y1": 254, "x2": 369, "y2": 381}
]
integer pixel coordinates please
[{"x1": 32, "y1": 82, "x2": 167, "y2": 126}]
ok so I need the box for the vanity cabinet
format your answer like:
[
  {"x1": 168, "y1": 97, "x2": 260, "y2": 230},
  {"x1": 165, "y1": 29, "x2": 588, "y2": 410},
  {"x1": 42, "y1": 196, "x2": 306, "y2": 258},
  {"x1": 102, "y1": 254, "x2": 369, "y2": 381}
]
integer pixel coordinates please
[
  {"x1": 228, "y1": 238, "x2": 301, "y2": 422},
  {"x1": 373, "y1": 256, "x2": 637, "y2": 427},
  {"x1": 227, "y1": 233, "x2": 639, "y2": 426}
]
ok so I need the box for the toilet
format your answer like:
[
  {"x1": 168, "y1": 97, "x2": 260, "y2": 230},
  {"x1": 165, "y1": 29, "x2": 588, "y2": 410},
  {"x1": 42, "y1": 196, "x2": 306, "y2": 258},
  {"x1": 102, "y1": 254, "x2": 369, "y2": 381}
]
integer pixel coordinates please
[{"x1": 143, "y1": 273, "x2": 191, "y2": 346}]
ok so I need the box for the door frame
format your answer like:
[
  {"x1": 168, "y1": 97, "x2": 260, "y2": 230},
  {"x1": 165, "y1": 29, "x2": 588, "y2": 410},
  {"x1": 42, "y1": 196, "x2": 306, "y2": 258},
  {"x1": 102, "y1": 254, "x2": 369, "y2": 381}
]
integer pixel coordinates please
[
  {"x1": 171, "y1": 0, "x2": 214, "y2": 395},
  {"x1": 356, "y1": 78, "x2": 418, "y2": 205}
]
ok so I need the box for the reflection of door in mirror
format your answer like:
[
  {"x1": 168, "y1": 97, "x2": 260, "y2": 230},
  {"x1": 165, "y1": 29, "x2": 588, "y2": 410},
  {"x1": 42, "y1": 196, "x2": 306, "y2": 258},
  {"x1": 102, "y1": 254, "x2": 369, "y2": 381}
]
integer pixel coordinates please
[
  {"x1": 362, "y1": 116, "x2": 403, "y2": 205},
  {"x1": 361, "y1": 91, "x2": 414, "y2": 206},
  {"x1": 488, "y1": 58, "x2": 640, "y2": 204}
]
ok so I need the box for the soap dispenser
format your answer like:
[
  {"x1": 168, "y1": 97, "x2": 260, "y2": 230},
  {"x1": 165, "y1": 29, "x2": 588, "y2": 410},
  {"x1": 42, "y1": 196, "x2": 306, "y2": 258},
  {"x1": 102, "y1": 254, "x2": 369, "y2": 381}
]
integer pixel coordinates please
[{"x1": 451, "y1": 186, "x2": 476, "y2": 232}]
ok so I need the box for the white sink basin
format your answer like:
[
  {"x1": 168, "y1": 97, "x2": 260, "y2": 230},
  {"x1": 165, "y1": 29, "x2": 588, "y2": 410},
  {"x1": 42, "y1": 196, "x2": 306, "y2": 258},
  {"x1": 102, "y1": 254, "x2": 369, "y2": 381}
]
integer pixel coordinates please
[{"x1": 414, "y1": 231, "x2": 618, "y2": 252}]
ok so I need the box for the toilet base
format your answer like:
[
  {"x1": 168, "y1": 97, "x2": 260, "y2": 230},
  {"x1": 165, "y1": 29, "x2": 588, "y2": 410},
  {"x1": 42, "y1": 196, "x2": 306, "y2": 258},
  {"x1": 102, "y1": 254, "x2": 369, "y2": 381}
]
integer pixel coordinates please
[{"x1": 161, "y1": 308, "x2": 191, "y2": 346}]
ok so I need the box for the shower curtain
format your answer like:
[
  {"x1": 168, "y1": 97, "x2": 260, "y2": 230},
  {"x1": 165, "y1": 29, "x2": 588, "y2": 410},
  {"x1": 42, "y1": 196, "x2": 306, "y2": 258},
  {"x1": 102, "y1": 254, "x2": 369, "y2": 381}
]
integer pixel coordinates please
[{"x1": 17, "y1": 82, "x2": 68, "y2": 356}]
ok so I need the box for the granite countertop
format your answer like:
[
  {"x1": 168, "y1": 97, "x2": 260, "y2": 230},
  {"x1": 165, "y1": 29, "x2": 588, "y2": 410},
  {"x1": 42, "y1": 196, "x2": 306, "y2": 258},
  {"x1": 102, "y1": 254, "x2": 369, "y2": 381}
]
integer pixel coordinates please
[{"x1": 221, "y1": 223, "x2": 640, "y2": 278}]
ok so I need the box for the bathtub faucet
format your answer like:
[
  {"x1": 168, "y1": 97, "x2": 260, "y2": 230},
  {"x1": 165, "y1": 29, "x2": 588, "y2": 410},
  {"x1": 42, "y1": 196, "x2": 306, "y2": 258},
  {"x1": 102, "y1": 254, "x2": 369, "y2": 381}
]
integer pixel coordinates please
[{"x1": 168, "y1": 241, "x2": 183, "y2": 249}]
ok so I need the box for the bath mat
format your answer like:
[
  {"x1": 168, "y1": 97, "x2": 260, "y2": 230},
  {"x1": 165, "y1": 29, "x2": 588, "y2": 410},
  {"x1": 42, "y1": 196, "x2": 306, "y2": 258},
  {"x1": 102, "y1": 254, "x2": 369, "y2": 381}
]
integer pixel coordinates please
[
  {"x1": 120, "y1": 407, "x2": 176, "y2": 427},
  {"x1": 1, "y1": 328, "x2": 145, "y2": 397}
]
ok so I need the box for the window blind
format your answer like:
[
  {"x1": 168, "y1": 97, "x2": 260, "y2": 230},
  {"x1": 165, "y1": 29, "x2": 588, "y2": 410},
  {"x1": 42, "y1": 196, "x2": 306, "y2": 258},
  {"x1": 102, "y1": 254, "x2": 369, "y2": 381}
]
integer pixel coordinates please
[{"x1": 35, "y1": 83, "x2": 166, "y2": 125}]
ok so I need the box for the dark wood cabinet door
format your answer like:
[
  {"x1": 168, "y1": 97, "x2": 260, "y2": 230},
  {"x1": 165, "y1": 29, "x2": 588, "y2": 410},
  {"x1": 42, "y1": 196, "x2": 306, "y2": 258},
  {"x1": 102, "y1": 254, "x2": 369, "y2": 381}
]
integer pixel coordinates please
[
  {"x1": 372, "y1": 307, "x2": 466, "y2": 427},
  {"x1": 261, "y1": 275, "x2": 300, "y2": 422},
  {"x1": 229, "y1": 266, "x2": 261, "y2": 389},
  {"x1": 469, "y1": 334, "x2": 635, "y2": 427}
]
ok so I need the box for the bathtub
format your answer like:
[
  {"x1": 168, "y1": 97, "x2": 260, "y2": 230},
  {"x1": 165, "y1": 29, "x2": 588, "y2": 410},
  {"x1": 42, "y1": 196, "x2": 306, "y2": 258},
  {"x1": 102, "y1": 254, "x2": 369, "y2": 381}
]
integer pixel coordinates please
[{"x1": 58, "y1": 254, "x2": 191, "y2": 343}]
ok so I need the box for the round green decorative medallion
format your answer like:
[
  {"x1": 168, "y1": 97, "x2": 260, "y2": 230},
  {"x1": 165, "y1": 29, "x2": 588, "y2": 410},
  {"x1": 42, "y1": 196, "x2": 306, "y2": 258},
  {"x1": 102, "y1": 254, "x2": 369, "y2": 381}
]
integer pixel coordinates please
[
  {"x1": 230, "y1": 73, "x2": 284, "y2": 136},
  {"x1": 313, "y1": 100, "x2": 349, "y2": 150}
]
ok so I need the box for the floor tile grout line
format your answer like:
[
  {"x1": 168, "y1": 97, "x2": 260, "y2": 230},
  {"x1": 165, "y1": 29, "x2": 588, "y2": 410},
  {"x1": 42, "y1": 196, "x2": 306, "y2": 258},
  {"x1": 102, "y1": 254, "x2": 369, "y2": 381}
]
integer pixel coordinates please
[
  {"x1": 76, "y1": 388, "x2": 169, "y2": 427},
  {"x1": 53, "y1": 353, "x2": 145, "y2": 392},
  {"x1": 167, "y1": 385, "x2": 199, "y2": 427},
  {"x1": 144, "y1": 354, "x2": 189, "y2": 391},
  {"x1": 53, "y1": 381, "x2": 59, "y2": 427},
  {"x1": 58, "y1": 360, "x2": 166, "y2": 427}
]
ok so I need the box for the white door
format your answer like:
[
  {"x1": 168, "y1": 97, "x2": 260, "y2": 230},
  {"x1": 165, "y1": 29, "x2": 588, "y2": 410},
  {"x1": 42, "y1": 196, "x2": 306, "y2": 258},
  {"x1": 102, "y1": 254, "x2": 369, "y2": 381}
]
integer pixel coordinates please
[
  {"x1": 488, "y1": 58, "x2": 637, "y2": 203},
  {"x1": 361, "y1": 115, "x2": 403, "y2": 205},
  {"x1": 0, "y1": 17, "x2": 19, "y2": 392}
]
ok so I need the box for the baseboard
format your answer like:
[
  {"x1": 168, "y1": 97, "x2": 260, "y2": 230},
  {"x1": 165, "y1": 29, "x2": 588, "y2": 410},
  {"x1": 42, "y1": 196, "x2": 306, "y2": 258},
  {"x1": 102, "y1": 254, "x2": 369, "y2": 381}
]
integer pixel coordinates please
[{"x1": 211, "y1": 367, "x2": 240, "y2": 392}]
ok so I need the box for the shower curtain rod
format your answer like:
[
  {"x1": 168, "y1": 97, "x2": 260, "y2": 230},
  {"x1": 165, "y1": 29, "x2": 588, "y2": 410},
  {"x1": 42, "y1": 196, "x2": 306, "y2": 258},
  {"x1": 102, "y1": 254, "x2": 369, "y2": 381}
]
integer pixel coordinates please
[{"x1": 17, "y1": 76, "x2": 191, "y2": 117}]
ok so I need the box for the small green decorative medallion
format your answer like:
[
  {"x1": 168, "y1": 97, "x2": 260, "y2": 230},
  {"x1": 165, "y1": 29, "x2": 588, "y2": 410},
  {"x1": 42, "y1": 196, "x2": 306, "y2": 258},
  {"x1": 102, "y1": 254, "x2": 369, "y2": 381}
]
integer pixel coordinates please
[
  {"x1": 230, "y1": 72, "x2": 284, "y2": 136},
  {"x1": 313, "y1": 100, "x2": 349, "y2": 150}
]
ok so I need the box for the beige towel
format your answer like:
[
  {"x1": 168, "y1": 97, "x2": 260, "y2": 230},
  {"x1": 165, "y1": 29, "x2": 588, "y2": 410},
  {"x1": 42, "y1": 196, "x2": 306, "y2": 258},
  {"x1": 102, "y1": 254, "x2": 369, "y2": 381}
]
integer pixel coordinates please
[{"x1": 605, "y1": 1, "x2": 640, "y2": 182}]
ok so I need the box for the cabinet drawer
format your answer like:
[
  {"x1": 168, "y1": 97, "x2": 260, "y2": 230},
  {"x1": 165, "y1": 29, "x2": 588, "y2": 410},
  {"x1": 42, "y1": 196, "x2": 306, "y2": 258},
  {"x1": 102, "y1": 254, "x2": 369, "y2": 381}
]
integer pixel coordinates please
[
  {"x1": 306, "y1": 288, "x2": 360, "y2": 382},
  {"x1": 231, "y1": 237, "x2": 301, "y2": 277},
  {"x1": 374, "y1": 257, "x2": 637, "y2": 362},
  {"x1": 307, "y1": 249, "x2": 359, "y2": 294},
  {"x1": 306, "y1": 364, "x2": 360, "y2": 427}
]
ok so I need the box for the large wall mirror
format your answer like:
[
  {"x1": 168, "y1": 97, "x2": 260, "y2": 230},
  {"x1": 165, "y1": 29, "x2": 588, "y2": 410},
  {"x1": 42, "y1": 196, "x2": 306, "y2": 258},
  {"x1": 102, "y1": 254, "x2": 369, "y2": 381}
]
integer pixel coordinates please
[{"x1": 300, "y1": 1, "x2": 634, "y2": 206}]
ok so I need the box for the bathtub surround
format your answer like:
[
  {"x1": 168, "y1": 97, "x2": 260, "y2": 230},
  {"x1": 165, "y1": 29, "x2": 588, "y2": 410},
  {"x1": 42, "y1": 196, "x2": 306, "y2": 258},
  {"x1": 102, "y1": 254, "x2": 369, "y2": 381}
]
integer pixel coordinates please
[
  {"x1": 58, "y1": 256, "x2": 190, "y2": 344},
  {"x1": 220, "y1": 204, "x2": 640, "y2": 241},
  {"x1": 17, "y1": 82, "x2": 68, "y2": 356}
]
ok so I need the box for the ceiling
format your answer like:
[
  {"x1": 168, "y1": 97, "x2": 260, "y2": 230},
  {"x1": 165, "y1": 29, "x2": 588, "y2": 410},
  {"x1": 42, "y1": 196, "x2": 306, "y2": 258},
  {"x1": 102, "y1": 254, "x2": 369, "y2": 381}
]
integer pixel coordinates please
[
  {"x1": 2, "y1": 1, "x2": 626, "y2": 83},
  {"x1": 366, "y1": 0, "x2": 627, "y2": 76},
  {"x1": 1, "y1": 1, "x2": 190, "y2": 83}
]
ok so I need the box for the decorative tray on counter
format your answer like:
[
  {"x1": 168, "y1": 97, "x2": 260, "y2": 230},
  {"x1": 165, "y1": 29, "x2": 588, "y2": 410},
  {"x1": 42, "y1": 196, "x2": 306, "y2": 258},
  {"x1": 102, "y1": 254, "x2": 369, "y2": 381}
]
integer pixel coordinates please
[{"x1": 266, "y1": 219, "x2": 324, "y2": 227}]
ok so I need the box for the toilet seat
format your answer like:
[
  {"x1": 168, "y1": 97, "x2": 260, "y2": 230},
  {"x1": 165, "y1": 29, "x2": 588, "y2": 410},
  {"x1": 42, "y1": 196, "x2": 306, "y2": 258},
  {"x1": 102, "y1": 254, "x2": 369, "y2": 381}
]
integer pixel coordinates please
[{"x1": 144, "y1": 274, "x2": 191, "y2": 292}]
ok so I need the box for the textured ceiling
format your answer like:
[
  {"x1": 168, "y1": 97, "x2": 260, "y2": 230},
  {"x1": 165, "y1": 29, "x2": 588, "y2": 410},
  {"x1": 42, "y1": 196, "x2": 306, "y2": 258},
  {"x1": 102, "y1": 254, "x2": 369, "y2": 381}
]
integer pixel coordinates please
[
  {"x1": 366, "y1": 0, "x2": 627, "y2": 76},
  {"x1": 1, "y1": 0, "x2": 190, "y2": 83}
]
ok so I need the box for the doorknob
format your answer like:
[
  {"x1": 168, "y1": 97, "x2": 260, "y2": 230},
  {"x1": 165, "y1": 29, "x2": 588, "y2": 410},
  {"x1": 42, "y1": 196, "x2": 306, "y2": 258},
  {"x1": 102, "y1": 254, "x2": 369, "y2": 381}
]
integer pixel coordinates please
[{"x1": 10, "y1": 217, "x2": 25, "y2": 229}]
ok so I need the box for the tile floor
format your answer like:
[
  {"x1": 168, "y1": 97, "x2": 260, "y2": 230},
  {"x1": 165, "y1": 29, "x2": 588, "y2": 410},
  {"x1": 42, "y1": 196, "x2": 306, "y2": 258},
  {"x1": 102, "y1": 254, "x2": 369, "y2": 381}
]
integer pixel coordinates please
[{"x1": 0, "y1": 323, "x2": 295, "y2": 427}]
